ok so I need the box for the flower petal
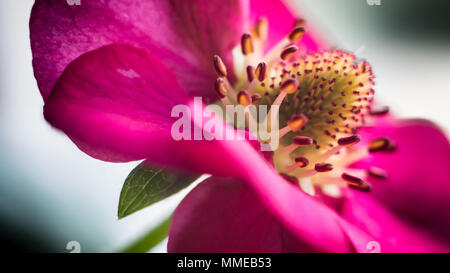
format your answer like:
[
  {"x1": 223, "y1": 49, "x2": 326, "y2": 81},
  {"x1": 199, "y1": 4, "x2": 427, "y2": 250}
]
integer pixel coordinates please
[
  {"x1": 166, "y1": 99, "x2": 383, "y2": 252},
  {"x1": 30, "y1": 0, "x2": 248, "y2": 101},
  {"x1": 249, "y1": 0, "x2": 325, "y2": 52},
  {"x1": 353, "y1": 119, "x2": 450, "y2": 247},
  {"x1": 168, "y1": 177, "x2": 320, "y2": 252},
  {"x1": 340, "y1": 190, "x2": 450, "y2": 252},
  {"x1": 44, "y1": 43, "x2": 191, "y2": 162}
]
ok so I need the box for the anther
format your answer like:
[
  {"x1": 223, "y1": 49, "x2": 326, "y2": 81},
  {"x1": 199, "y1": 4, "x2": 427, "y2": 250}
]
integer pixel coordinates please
[
  {"x1": 295, "y1": 18, "x2": 306, "y2": 27},
  {"x1": 280, "y1": 45, "x2": 298, "y2": 61},
  {"x1": 315, "y1": 163, "x2": 333, "y2": 172},
  {"x1": 369, "y1": 137, "x2": 393, "y2": 153},
  {"x1": 280, "y1": 78, "x2": 299, "y2": 94},
  {"x1": 255, "y1": 62, "x2": 267, "y2": 82},
  {"x1": 246, "y1": 65, "x2": 255, "y2": 82},
  {"x1": 281, "y1": 136, "x2": 313, "y2": 155},
  {"x1": 287, "y1": 113, "x2": 308, "y2": 132},
  {"x1": 341, "y1": 173, "x2": 371, "y2": 192},
  {"x1": 214, "y1": 78, "x2": 227, "y2": 98},
  {"x1": 338, "y1": 135, "x2": 361, "y2": 146},
  {"x1": 237, "y1": 90, "x2": 252, "y2": 106},
  {"x1": 295, "y1": 157, "x2": 309, "y2": 168},
  {"x1": 288, "y1": 27, "x2": 305, "y2": 42},
  {"x1": 251, "y1": 94, "x2": 262, "y2": 103},
  {"x1": 241, "y1": 33, "x2": 254, "y2": 55},
  {"x1": 367, "y1": 167, "x2": 388, "y2": 180},
  {"x1": 370, "y1": 105, "x2": 389, "y2": 116},
  {"x1": 266, "y1": 78, "x2": 299, "y2": 123},
  {"x1": 293, "y1": 136, "x2": 313, "y2": 146},
  {"x1": 255, "y1": 17, "x2": 268, "y2": 41},
  {"x1": 213, "y1": 55, "x2": 227, "y2": 77}
]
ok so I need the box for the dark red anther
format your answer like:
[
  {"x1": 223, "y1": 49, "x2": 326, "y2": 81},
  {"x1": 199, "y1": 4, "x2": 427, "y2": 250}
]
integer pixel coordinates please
[
  {"x1": 251, "y1": 93, "x2": 262, "y2": 103},
  {"x1": 315, "y1": 163, "x2": 333, "y2": 172},
  {"x1": 213, "y1": 55, "x2": 227, "y2": 77},
  {"x1": 246, "y1": 65, "x2": 255, "y2": 82},
  {"x1": 293, "y1": 136, "x2": 313, "y2": 146},
  {"x1": 370, "y1": 105, "x2": 389, "y2": 116},
  {"x1": 338, "y1": 135, "x2": 361, "y2": 146},
  {"x1": 281, "y1": 45, "x2": 298, "y2": 60},
  {"x1": 342, "y1": 173, "x2": 371, "y2": 192},
  {"x1": 367, "y1": 167, "x2": 388, "y2": 180},
  {"x1": 369, "y1": 137, "x2": 395, "y2": 153},
  {"x1": 255, "y1": 62, "x2": 267, "y2": 82},
  {"x1": 295, "y1": 157, "x2": 309, "y2": 168}
]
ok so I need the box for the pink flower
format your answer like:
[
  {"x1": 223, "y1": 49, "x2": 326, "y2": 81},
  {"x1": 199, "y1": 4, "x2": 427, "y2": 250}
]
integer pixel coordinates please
[{"x1": 30, "y1": 0, "x2": 450, "y2": 252}]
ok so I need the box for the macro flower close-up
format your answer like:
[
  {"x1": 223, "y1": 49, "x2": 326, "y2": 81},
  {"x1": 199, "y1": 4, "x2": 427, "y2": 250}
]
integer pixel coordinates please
[{"x1": 1, "y1": 0, "x2": 449, "y2": 257}]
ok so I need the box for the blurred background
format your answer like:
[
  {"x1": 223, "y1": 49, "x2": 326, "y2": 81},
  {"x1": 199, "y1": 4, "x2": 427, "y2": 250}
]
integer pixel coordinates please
[{"x1": 0, "y1": 0, "x2": 448, "y2": 252}]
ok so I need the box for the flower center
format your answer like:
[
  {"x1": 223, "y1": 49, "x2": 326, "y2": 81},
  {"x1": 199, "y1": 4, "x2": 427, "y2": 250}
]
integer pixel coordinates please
[{"x1": 212, "y1": 17, "x2": 394, "y2": 196}]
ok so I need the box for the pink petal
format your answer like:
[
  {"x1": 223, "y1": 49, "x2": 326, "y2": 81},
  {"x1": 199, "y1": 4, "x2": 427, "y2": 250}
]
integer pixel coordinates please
[
  {"x1": 44, "y1": 43, "x2": 192, "y2": 162},
  {"x1": 352, "y1": 119, "x2": 450, "y2": 247},
  {"x1": 43, "y1": 45, "x2": 264, "y2": 174},
  {"x1": 30, "y1": 0, "x2": 248, "y2": 102},
  {"x1": 340, "y1": 190, "x2": 450, "y2": 252},
  {"x1": 167, "y1": 103, "x2": 371, "y2": 252},
  {"x1": 168, "y1": 177, "x2": 320, "y2": 252},
  {"x1": 249, "y1": 0, "x2": 326, "y2": 52}
]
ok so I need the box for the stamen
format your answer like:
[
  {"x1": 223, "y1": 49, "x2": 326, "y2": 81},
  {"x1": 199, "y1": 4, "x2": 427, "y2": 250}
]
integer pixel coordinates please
[
  {"x1": 370, "y1": 105, "x2": 389, "y2": 116},
  {"x1": 293, "y1": 136, "x2": 314, "y2": 145},
  {"x1": 367, "y1": 166, "x2": 388, "y2": 180},
  {"x1": 241, "y1": 33, "x2": 254, "y2": 55},
  {"x1": 255, "y1": 17, "x2": 268, "y2": 41},
  {"x1": 287, "y1": 113, "x2": 308, "y2": 132},
  {"x1": 214, "y1": 78, "x2": 227, "y2": 98},
  {"x1": 246, "y1": 65, "x2": 255, "y2": 82},
  {"x1": 215, "y1": 78, "x2": 231, "y2": 105},
  {"x1": 251, "y1": 93, "x2": 262, "y2": 103},
  {"x1": 213, "y1": 55, "x2": 227, "y2": 77},
  {"x1": 295, "y1": 18, "x2": 306, "y2": 27},
  {"x1": 280, "y1": 45, "x2": 298, "y2": 61},
  {"x1": 337, "y1": 135, "x2": 361, "y2": 146},
  {"x1": 315, "y1": 163, "x2": 333, "y2": 172},
  {"x1": 368, "y1": 137, "x2": 394, "y2": 153},
  {"x1": 282, "y1": 136, "x2": 313, "y2": 154},
  {"x1": 284, "y1": 156, "x2": 310, "y2": 174},
  {"x1": 288, "y1": 27, "x2": 305, "y2": 42},
  {"x1": 317, "y1": 135, "x2": 360, "y2": 162},
  {"x1": 266, "y1": 79, "x2": 300, "y2": 126},
  {"x1": 341, "y1": 173, "x2": 371, "y2": 192},
  {"x1": 295, "y1": 156, "x2": 309, "y2": 168},
  {"x1": 278, "y1": 126, "x2": 292, "y2": 139},
  {"x1": 237, "y1": 90, "x2": 252, "y2": 106},
  {"x1": 279, "y1": 78, "x2": 299, "y2": 94},
  {"x1": 255, "y1": 62, "x2": 267, "y2": 82}
]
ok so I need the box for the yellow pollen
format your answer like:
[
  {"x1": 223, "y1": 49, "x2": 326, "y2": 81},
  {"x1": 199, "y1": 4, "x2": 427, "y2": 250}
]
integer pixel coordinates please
[
  {"x1": 255, "y1": 62, "x2": 267, "y2": 82},
  {"x1": 237, "y1": 90, "x2": 252, "y2": 106},
  {"x1": 288, "y1": 27, "x2": 305, "y2": 42},
  {"x1": 213, "y1": 55, "x2": 227, "y2": 77},
  {"x1": 280, "y1": 45, "x2": 298, "y2": 60},
  {"x1": 254, "y1": 17, "x2": 268, "y2": 41},
  {"x1": 280, "y1": 78, "x2": 299, "y2": 94},
  {"x1": 287, "y1": 113, "x2": 308, "y2": 132},
  {"x1": 241, "y1": 33, "x2": 254, "y2": 55}
]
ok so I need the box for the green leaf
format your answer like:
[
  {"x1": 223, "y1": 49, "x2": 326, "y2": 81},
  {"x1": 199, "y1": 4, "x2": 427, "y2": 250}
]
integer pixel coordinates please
[
  {"x1": 118, "y1": 162, "x2": 199, "y2": 219},
  {"x1": 120, "y1": 215, "x2": 172, "y2": 253}
]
